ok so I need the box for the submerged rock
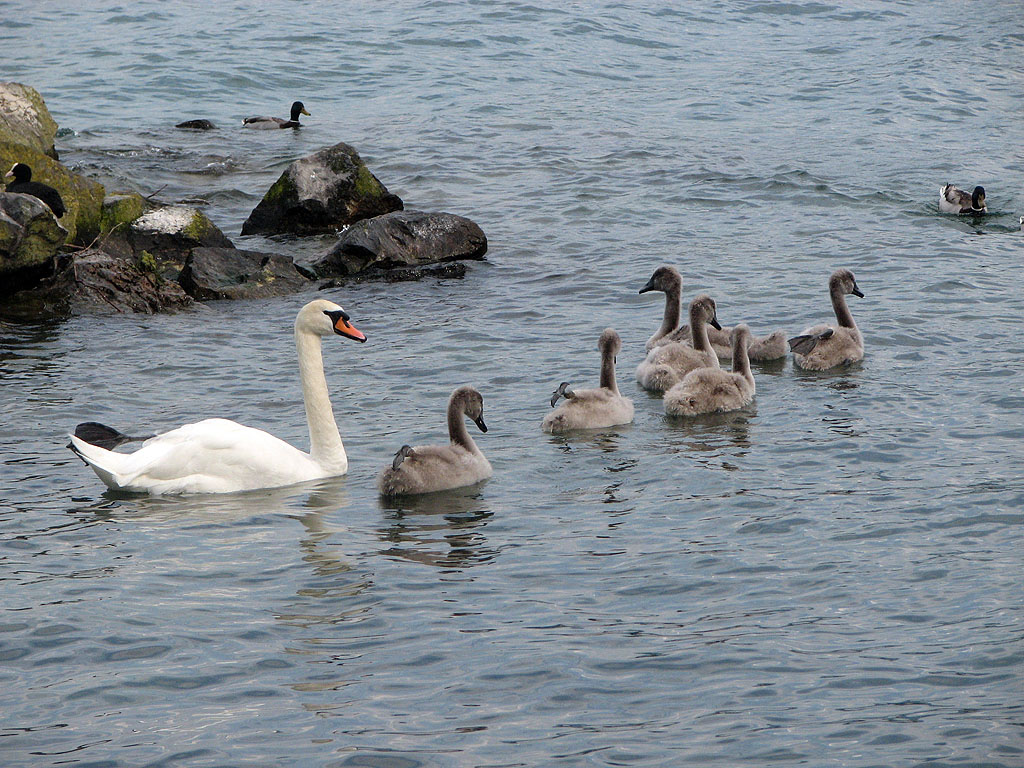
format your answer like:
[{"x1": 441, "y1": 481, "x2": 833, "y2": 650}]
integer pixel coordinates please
[
  {"x1": 0, "y1": 82, "x2": 59, "y2": 159},
  {"x1": 180, "y1": 247, "x2": 312, "y2": 300},
  {"x1": 313, "y1": 210, "x2": 487, "y2": 277},
  {"x1": 241, "y1": 142, "x2": 403, "y2": 236},
  {"x1": 176, "y1": 119, "x2": 216, "y2": 130},
  {"x1": 0, "y1": 191, "x2": 68, "y2": 282}
]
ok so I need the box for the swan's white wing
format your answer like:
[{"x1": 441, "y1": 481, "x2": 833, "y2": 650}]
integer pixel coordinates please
[{"x1": 73, "y1": 418, "x2": 325, "y2": 494}]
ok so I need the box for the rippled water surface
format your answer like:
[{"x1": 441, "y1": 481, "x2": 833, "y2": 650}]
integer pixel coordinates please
[{"x1": 2, "y1": 2, "x2": 1023, "y2": 766}]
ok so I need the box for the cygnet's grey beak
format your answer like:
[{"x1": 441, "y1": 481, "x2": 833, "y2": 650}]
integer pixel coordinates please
[
  {"x1": 852, "y1": 284, "x2": 864, "y2": 298},
  {"x1": 473, "y1": 415, "x2": 488, "y2": 433},
  {"x1": 710, "y1": 314, "x2": 722, "y2": 331},
  {"x1": 638, "y1": 279, "x2": 657, "y2": 295}
]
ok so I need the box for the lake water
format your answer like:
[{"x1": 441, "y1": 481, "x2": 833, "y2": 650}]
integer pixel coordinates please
[{"x1": 2, "y1": 2, "x2": 1023, "y2": 766}]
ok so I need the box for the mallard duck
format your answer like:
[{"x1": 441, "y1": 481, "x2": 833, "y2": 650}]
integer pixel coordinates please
[
  {"x1": 4, "y1": 163, "x2": 65, "y2": 218},
  {"x1": 939, "y1": 184, "x2": 986, "y2": 214},
  {"x1": 242, "y1": 101, "x2": 310, "y2": 129}
]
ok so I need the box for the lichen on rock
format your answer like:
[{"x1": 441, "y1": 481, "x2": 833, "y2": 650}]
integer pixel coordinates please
[
  {"x1": 0, "y1": 82, "x2": 59, "y2": 159},
  {"x1": 241, "y1": 142, "x2": 404, "y2": 236},
  {"x1": 0, "y1": 191, "x2": 68, "y2": 281}
]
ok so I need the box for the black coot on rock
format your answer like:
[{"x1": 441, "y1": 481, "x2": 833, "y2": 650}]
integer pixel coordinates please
[{"x1": 4, "y1": 163, "x2": 66, "y2": 218}]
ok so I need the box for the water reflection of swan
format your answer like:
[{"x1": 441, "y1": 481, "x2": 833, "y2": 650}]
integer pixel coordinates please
[
  {"x1": 73, "y1": 476, "x2": 351, "y2": 525},
  {"x1": 377, "y1": 489, "x2": 497, "y2": 569}
]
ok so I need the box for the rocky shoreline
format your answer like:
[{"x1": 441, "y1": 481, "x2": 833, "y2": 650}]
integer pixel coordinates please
[{"x1": 0, "y1": 82, "x2": 487, "y2": 320}]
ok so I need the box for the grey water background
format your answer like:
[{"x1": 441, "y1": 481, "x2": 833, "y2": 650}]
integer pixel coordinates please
[{"x1": 2, "y1": 1, "x2": 1023, "y2": 765}]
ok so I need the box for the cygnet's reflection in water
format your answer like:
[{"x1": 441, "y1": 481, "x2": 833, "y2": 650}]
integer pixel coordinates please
[
  {"x1": 663, "y1": 407, "x2": 755, "y2": 465},
  {"x1": 545, "y1": 423, "x2": 633, "y2": 454},
  {"x1": 377, "y1": 488, "x2": 497, "y2": 569}
]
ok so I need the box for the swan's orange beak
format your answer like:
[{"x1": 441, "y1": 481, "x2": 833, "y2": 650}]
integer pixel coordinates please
[{"x1": 333, "y1": 316, "x2": 366, "y2": 342}]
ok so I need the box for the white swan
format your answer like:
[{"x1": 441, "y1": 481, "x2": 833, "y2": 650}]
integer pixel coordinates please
[
  {"x1": 542, "y1": 328, "x2": 634, "y2": 433},
  {"x1": 68, "y1": 299, "x2": 366, "y2": 495},
  {"x1": 788, "y1": 269, "x2": 864, "y2": 370},
  {"x1": 378, "y1": 386, "x2": 493, "y2": 496},
  {"x1": 636, "y1": 294, "x2": 721, "y2": 392},
  {"x1": 664, "y1": 325, "x2": 755, "y2": 416}
]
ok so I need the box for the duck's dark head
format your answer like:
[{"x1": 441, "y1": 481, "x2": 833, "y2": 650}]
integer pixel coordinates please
[
  {"x1": 972, "y1": 186, "x2": 986, "y2": 209},
  {"x1": 290, "y1": 101, "x2": 310, "y2": 121},
  {"x1": 5, "y1": 163, "x2": 31, "y2": 183}
]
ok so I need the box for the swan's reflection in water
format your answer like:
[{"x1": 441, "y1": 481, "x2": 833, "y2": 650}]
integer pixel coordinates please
[
  {"x1": 377, "y1": 487, "x2": 497, "y2": 569},
  {"x1": 77, "y1": 476, "x2": 351, "y2": 525}
]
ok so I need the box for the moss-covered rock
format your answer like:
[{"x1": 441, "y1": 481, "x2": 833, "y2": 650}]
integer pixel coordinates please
[
  {"x1": 0, "y1": 140, "x2": 104, "y2": 243},
  {"x1": 120, "y1": 204, "x2": 235, "y2": 282},
  {"x1": 241, "y1": 142, "x2": 403, "y2": 236},
  {"x1": 100, "y1": 192, "x2": 148, "y2": 235},
  {"x1": 0, "y1": 191, "x2": 68, "y2": 283},
  {"x1": 0, "y1": 82, "x2": 59, "y2": 159}
]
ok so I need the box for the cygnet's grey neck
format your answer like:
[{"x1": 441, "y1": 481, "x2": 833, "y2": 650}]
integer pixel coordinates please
[
  {"x1": 658, "y1": 283, "x2": 682, "y2": 338},
  {"x1": 599, "y1": 344, "x2": 618, "y2": 393},
  {"x1": 732, "y1": 334, "x2": 753, "y2": 383},
  {"x1": 447, "y1": 397, "x2": 476, "y2": 451},
  {"x1": 830, "y1": 285, "x2": 857, "y2": 330},
  {"x1": 689, "y1": 303, "x2": 713, "y2": 353}
]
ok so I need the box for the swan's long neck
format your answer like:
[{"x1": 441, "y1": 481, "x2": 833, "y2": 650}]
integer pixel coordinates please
[
  {"x1": 295, "y1": 328, "x2": 347, "y2": 470},
  {"x1": 690, "y1": 304, "x2": 713, "y2": 354},
  {"x1": 656, "y1": 285, "x2": 681, "y2": 340},
  {"x1": 732, "y1": 336, "x2": 753, "y2": 385},
  {"x1": 831, "y1": 287, "x2": 857, "y2": 331},
  {"x1": 599, "y1": 345, "x2": 618, "y2": 393},
  {"x1": 447, "y1": 399, "x2": 478, "y2": 453}
]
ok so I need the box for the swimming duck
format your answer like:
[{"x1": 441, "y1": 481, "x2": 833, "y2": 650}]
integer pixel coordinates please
[
  {"x1": 542, "y1": 328, "x2": 634, "y2": 433},
  {"x1": 939, "y1": 184, "x2": 986, "y2": 214},
  {"x1": 4, "y1": 163, "x2": 65, "y2": 218},
  {"x1": 242, "y1": 101, "x2": 310, "y2": 129},
  {"x1": 378, "y1": 386, "x2": 493, "y2": 496},
  {"x1": 788, "y1": 269, "x2": 864, "y2": 370},
  {"x1": 68, "y1": 299, "x2": 366, "y2": 495}
]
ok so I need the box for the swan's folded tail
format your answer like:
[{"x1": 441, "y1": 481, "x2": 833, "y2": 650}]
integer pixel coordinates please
[{"x1": 68, "y1": 434, "x2": 134, "y2": 490}]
